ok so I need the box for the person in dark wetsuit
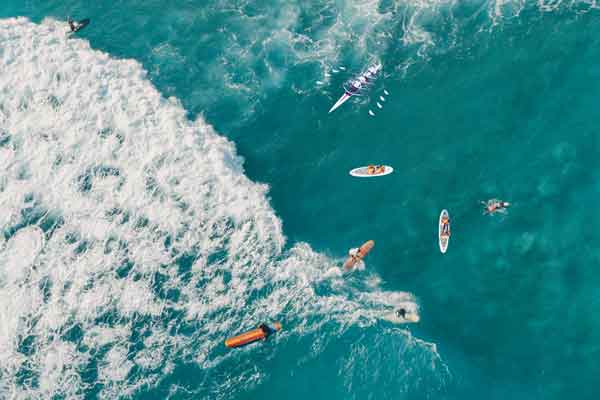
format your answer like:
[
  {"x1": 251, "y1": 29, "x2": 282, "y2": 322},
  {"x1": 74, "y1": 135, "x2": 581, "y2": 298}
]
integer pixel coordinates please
[
  {"x1": 395, "y1": 308, "x2": 407, "y2": 319},
  {"x1": 259, "y1": 324, "x2": 274, "y2": 339},
  {"x1": 67, "y1": 17, "x2": 76, "y2": 32}
]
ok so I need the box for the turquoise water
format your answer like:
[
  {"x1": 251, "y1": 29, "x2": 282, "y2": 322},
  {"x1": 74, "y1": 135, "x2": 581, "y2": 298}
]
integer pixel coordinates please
[{"x1": 2, "y1": 1, "x2": 600, "y2": 399}]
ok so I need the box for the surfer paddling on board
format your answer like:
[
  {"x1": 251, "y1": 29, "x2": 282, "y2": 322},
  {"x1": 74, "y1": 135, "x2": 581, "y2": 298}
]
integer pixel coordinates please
[
  {"x1": 258, "y1": 323, "x2": 281, "y2": 339},
  {"x1": 344, "y1": 240, "x2": 374, "y2": 270},
  {"x1": 225, "y1": 322, "x2": 282, "y2": 348},
  {"x1": 481, "y1": 199, "x2": 510, "y2": 215},
  {"x1": 349, "y1": 247, "x2": 362, "y2": 262}
]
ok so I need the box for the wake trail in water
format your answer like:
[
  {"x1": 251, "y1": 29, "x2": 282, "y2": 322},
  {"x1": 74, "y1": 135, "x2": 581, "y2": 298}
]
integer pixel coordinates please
[{"x1": 0, "y1": 18, "x2": 445, "y2": 399}]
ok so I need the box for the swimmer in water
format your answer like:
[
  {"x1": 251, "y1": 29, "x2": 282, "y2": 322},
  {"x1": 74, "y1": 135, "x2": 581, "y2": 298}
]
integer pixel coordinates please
[
  {"x1": 348, "y1": 247, "x2": 362, "y2": 262},
  {"x1": 482, "y1": 199, "x2": 510, "y2": 215}
]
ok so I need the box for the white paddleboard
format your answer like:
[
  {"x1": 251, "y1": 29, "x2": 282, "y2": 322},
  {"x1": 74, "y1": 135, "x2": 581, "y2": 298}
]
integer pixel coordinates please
[
  {"x1": 438, "y1": 209, "x2": 450, "y2": 254},
  {"x1": 349, "y1": 165, "x2": 393, "y2": 178}
]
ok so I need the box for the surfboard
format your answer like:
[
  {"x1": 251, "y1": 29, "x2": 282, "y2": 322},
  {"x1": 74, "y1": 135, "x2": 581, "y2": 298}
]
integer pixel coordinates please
[
  {"x1": 225, "y1": 322, "x2": 282, "y2": 348},
  {"x1": 438, "y1": 209, "x2": 450, "y2": 254},
  {"x1": 380, "y1": 309, "x2": 420, "y2": 324},
  {"x1": 343, "y1": 240, "x2": 374, "y2": 270},
  {"x1": 349, "y1": 165, "x2": 393, "y2": 178}
]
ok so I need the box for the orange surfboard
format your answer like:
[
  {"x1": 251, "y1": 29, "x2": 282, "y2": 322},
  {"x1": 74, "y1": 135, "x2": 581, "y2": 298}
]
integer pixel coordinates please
[
  {"x1": 343, "y1": 240, "x2": 374, "y2": 270},
  {"x1": 225, "y1": 322, "x2": 282, "y2": 348}
]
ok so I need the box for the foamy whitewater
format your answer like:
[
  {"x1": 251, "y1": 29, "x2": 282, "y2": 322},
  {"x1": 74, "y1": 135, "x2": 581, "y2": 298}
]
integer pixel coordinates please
[{"x1": 0, "y1": 18, "x2": 446, "y2": 398}]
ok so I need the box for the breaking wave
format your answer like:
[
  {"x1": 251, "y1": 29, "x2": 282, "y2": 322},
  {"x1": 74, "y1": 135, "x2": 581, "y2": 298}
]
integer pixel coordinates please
[{"x1": 0, "y1": 18, "x2": 445, "y2": 399}]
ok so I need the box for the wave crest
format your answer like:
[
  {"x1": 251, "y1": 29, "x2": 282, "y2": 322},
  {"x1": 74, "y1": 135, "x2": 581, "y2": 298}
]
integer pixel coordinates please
[{"x1": 0, "y1": 17, "x2": 441, "y2": 399}]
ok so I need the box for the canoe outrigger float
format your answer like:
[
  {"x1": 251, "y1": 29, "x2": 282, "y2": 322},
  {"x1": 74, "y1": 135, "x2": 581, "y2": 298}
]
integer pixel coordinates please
[{"x1": 328, "y1": 62, "x2": 383, "y2": 113}]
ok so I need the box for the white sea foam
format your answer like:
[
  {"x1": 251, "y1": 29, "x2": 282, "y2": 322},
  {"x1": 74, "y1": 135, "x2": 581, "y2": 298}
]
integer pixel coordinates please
[
  {"x1": 0, "y1": 17, "x2": 437, "y2": 399},
  {"x1": 339, "y1": 326, "x2": 450, "y2": 399},
  {"x1": 2, "y1": 226, "x2": 44, "y2": 284}
]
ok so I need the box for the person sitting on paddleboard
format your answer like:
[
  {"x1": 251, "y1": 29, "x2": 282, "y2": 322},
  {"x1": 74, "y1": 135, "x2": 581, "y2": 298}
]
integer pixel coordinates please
[
  {"x1": 482, "y1": 199, "x2": 510, "y2": 215},
  {"x1": 441, "y1": 216, "x2": 450, "y2": 237}
]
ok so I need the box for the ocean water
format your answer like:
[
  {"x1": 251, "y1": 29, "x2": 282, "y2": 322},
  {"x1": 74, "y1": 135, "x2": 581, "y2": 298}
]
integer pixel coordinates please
[{"x1": 1, "y1": 1, "x2": 600, "y2": 399}]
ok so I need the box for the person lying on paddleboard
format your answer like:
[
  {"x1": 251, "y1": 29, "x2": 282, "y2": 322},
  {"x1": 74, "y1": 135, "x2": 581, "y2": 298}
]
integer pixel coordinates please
[
  {"x1": 441, "y1": 215, "x2": 450, "y2": 237},
  {"x1": 482, "y1": 199, "x2": 510, "y2": 215}
]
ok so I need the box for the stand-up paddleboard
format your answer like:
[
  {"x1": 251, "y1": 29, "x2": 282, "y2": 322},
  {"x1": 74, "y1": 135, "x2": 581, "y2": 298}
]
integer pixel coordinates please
[
  {"x1": 349, "y1": 165, "x2": 393, "y2": 178},
  {"x1": 67, "y1": 18, "x2": 90, "y2": 34},
  {"x1": 380, "y1": 308, "x2": 420, "y2": 324},
  {"x1": 438, "y1": 209, "x2": 450, "y2": 254},
  {"x1": 343, "y1": 240, "x2": 374, "y2": 270},
  {"x1": 225, "y1": 322, "x2": 282, "y2": 348}
]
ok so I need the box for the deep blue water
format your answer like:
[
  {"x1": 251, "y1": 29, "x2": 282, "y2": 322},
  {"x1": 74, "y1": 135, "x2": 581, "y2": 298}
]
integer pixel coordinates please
[{"x1": 2, "y1": 1, "x2": 600, "y2": 399}]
